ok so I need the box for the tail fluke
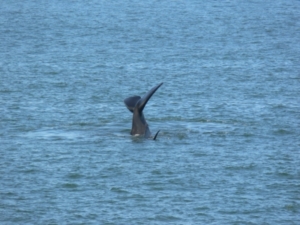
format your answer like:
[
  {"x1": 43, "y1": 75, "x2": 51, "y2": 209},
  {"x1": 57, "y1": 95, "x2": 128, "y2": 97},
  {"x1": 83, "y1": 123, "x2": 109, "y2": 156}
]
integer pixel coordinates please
[
  {"x1": 137, "y1": 82, "x2": 163, "y2": 113},
  {"x1": 124, "y1": 96, "x2": 141, "y2": 113}
]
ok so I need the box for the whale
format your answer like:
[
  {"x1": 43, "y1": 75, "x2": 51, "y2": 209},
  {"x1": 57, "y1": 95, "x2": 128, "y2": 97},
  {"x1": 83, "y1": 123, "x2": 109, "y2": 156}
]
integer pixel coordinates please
[{"x1": 124, "y1": 82, "x2": 163, "y2": 140}]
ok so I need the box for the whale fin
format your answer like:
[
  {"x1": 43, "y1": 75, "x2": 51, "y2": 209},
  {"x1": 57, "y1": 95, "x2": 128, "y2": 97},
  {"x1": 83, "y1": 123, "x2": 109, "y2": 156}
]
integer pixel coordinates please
[
  {"x1": 124, "y1": 96, "x2": 141, "y2": 113},
  {"x1": 153, "y1": 130, "x2": 160, "y2": 140},
  {"x1": 137, "y1": 82, "x2": 163, "y2": 113}
]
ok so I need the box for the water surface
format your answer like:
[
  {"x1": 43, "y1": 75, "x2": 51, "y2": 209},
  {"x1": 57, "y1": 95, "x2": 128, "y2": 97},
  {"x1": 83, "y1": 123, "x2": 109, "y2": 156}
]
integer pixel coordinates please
[{"x1": 1, "y1": 0, "x2": 300, "y2": 224}]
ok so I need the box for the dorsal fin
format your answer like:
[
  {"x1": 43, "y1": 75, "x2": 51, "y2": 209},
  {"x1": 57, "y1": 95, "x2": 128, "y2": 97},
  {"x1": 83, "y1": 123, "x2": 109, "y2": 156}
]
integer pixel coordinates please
[
  {"x1": 124, "y1": 96, "x2": 141, "y2": 113},
  {"x1": 136, "y1": 82, "x2": 163, "y2": 113}
]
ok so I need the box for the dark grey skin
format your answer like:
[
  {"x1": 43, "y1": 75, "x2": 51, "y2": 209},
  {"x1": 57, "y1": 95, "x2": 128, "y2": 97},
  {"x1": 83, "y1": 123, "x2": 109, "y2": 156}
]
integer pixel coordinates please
[{"x1": 124, "y1": 83, "x2": 163, "y2": 140}]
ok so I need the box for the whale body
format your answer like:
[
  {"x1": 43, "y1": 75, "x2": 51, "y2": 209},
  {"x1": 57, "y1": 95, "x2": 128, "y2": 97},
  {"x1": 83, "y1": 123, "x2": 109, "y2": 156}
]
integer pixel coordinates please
[{"x1": 124, "y1": 82, "x2": 163, "y2": 140}]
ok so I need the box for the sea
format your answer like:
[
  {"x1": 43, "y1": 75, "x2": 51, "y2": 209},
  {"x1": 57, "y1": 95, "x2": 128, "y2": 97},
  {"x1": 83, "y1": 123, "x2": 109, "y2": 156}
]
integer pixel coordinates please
[{"x1": 0, "y1": 0, "x2": 299, "y2": 224}]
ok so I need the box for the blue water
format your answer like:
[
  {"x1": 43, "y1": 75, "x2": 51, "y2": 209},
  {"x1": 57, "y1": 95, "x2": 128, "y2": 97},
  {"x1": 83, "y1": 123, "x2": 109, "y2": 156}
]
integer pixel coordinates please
[{"x1": 1, "y1": 0, "x2": 300, "y2": 224}]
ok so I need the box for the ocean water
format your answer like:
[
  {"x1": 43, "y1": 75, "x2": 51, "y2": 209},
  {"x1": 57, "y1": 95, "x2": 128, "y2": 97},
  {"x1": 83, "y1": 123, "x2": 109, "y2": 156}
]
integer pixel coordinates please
[{"x1": 1, "y1": 0, "x2": 299, "y2": 224}]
